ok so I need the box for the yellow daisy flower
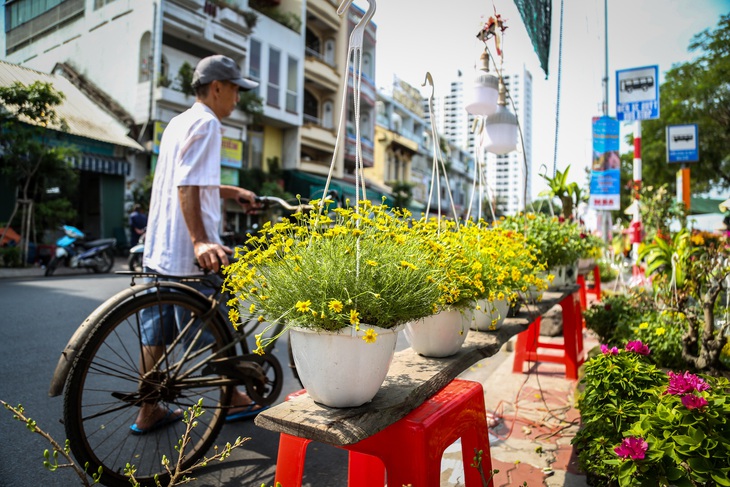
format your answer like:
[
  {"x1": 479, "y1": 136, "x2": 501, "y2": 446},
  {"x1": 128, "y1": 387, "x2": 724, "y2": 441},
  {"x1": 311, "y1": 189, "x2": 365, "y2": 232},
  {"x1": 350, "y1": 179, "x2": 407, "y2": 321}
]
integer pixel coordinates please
[
  {"x1": 362, "y1": 328, "x2": 378, "y2": 344},
  {"x1": 328, "y1": 299, "x2": 344, "y2": 313},
  {"x1": 295, "y1": 300, "x2": 312, "y2": 313}
]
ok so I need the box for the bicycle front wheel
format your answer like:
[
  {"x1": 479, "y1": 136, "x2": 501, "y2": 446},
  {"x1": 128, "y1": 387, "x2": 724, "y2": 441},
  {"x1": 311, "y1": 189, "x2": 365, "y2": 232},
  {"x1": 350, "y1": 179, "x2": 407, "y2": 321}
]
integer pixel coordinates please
[{"x1": 63, "y1": 290, "x2": 235, "y2": 487}]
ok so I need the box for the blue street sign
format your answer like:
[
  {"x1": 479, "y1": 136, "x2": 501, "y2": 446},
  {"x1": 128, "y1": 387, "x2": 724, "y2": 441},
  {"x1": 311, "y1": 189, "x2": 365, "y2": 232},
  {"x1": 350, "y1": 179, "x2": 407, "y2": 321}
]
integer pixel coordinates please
[
  {"x1": 616, "y1": 65, "x2": 660, "y2": 121},
  {"x1": 666, "y1": 124, "x2": 699, "y2": 163}
]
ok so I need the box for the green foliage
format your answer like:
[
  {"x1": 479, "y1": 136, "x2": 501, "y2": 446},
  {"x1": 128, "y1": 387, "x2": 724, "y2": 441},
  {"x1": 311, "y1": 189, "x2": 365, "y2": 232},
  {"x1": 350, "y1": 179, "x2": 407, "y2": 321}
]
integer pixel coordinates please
[
  {"x1": 583, "y1": 292, "x2": 644, "y2": 345},
  {"x1": 500, "y1": 213, "x2": 584, "y2": 268},
  {"x1": 249, "y1": 1, "x2": 301, "y2": 32},
  {"x1": 639, "y1": 14, "x2": 730, "y2": 193},
  {"x1": 573, "y1": 348, "x2": 666, "y2": 482},
  {"x1": 539, "y1": 165, "x2": 584, "y2": 219},
  {"x1": 627, "y1": 310, "x2": 687, "y2": 371},
  {"x1": 637, "y1": 184, "x2": 687, "y2": 243},
  {"x1": 0, "y1": 246, "x2": 21, "y2": 267},
  {"x1": 387, "y1": 180, "x2": 414, "y2": 210},
  {"x1": 236, "y1": 90, "x2": 264, "y2": 124},
  {"x1": 176, "y1": 62, "x2": 195, "y2": 97}
]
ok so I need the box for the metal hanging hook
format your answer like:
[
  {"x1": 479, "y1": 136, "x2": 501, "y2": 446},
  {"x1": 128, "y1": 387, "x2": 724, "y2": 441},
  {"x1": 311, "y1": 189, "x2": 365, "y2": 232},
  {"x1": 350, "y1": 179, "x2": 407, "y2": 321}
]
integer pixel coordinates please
[{"x1": 338, "y1": 0, "x2": 376, "y2": 50}]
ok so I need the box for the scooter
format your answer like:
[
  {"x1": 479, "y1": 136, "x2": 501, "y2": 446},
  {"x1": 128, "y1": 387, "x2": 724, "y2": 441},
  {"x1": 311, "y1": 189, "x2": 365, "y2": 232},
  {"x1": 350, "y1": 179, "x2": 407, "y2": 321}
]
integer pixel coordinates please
[
  {"x1": 127, "y1": 232, "x2": 144, "y2": 271},
  {"x1": 45, "y1": 225, "x2": 116, "y2": 276}
]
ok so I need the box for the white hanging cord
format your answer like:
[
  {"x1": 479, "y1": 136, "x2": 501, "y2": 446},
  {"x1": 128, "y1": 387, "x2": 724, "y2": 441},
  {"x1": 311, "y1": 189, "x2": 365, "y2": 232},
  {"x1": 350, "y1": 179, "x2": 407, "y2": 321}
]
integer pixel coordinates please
[
  {"x1": 670, "y1": 252, "x2": 680, "y2": 307},
  {"x1": 552, "y1": 0, "x2": 565, "y2": 178}
]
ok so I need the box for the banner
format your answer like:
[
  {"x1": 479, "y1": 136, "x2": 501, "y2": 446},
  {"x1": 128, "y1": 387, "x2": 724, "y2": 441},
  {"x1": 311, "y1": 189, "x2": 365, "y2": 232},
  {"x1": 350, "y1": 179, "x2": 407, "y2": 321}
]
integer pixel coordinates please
[{"x1": 589, "y1": 116, "x2": 620, "y2": 210}]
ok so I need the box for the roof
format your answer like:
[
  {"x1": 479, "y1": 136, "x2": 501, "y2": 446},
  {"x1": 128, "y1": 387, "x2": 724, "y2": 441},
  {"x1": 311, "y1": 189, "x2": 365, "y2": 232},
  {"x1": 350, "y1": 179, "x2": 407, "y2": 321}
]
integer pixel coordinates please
[{"x1": 0, "y1": 61, "x2": 143, "y2": 151}]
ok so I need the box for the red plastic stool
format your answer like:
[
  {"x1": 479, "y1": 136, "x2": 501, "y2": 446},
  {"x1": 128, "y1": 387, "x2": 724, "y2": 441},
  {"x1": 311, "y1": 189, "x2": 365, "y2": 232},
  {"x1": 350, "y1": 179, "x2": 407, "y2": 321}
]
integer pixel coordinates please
[
  {"x1": 512, "y1": 290, "x2": 585, "y2": 380},
  {"x1": 274, "y1": 379, "x2": 493, "y2": 487}
]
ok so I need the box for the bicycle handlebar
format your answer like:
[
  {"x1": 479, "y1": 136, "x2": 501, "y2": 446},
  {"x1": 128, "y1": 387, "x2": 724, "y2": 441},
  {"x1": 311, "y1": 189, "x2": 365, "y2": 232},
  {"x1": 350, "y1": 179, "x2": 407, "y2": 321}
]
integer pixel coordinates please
[{"x1": 239, "y1": 195, "x2": 329, "y2": 212}]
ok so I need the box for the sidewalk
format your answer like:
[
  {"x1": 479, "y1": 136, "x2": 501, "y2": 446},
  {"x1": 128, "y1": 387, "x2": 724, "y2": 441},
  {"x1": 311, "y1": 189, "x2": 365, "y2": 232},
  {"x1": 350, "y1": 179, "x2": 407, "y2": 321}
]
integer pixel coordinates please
[{"x1": 441, "y1": 325, "x2": 598, "y2": 487}]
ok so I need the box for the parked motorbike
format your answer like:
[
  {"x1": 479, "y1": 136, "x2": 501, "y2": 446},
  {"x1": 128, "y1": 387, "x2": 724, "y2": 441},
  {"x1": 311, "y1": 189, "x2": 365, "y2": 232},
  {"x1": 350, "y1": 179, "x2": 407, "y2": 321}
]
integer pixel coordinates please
[
  {"x1": 45, "y1": 225, "x2": 116, "y2": 277},
  {"x1": 127, "y1": 232, "x2": 144, "y2": 271}
]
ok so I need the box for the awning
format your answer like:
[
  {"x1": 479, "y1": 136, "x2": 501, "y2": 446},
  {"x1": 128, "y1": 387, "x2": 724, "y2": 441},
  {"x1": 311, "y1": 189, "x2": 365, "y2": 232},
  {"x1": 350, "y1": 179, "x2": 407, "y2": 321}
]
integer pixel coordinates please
[
  {"x1": 72, "y1": 154, "x2": 130, "y2": 176},
  {"x1": 690, "y1": 196, "x2": 727, "y2": 215},
  {"x1": 283, "y1": 170, "x2": 392, "y2": 206}
]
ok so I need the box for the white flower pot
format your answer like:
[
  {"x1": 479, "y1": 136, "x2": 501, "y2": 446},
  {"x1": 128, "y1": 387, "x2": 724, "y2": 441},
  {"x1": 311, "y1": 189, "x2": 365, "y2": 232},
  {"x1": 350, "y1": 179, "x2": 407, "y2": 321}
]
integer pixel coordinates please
[
  {"x1": 548, "y1": 266, "x2": 566, "y2": 289},
  {"x1": 471, "y1": 298, "x2": 510, "y2": 331},
  {"x1": 290, "y1": 324, "x2": 401, "y2": 408},
  {"x1": 404, "y1": 309, "x2": 469, "y2": 358}
]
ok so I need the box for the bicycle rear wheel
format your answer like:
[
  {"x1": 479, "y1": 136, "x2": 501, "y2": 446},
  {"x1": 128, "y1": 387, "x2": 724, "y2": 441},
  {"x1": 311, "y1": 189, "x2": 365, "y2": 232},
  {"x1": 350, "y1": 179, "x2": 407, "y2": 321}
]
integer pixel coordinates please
[{"x1": 63, "y1": 290, "x2": 235, "y2": 487}]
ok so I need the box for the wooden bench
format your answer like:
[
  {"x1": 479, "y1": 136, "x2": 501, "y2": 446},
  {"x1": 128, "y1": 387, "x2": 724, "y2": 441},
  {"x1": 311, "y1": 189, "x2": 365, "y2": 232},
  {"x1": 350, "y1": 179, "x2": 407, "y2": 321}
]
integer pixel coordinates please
[{"x1": 254, "y1": 287, "x2": 580, "y2": 485}]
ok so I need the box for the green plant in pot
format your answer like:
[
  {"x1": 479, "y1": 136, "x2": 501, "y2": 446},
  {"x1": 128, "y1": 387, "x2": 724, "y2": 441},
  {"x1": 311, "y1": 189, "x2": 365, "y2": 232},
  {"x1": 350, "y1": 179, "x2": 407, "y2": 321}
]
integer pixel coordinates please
[{"x1": 223, "y1": 200, "x2": 447, "y2": 407}]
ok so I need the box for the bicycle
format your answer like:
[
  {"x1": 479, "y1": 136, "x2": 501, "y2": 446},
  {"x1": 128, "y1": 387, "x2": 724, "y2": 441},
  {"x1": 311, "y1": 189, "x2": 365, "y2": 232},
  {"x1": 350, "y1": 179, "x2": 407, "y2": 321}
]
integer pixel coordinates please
[{"x1": 48, "y1": 196, "x2": 312, "y2": 487}]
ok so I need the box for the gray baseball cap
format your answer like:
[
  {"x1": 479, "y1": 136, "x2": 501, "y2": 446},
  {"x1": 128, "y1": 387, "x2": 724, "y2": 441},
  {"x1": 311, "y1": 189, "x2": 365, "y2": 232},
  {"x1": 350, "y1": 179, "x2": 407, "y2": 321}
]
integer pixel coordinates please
[{"x1": 192, "y1": 55, "x2": 258, "y2": 91}]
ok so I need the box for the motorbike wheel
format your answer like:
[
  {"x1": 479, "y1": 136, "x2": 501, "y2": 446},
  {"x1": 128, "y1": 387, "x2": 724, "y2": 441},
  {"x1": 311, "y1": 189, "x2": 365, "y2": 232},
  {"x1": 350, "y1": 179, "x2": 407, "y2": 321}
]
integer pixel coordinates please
[
  {"x1": 128, "y1": 252, "x2": 143, "y2": 272},
  {"x1": 92, "y1": 248, "x2": 114, "y2": 273},
  {"x1": 45, "y1": 257, "x2": 59, "y2": 277}
]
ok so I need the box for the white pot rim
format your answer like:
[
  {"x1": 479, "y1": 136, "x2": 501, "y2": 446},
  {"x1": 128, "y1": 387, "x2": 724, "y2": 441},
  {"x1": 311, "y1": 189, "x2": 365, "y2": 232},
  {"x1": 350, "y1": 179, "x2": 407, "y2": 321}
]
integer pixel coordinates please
[{"x1": 290, "y1": 323, "x2": 404, "y2": 337}]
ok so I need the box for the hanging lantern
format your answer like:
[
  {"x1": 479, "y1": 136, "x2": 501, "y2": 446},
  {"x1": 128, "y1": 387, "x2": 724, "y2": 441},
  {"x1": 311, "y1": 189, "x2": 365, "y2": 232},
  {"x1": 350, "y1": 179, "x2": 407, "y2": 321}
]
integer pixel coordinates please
[
  {"x1": 465, "y1": 50, "x2": 499, "y2": 116},
  {"x1": 484, "y1": 79, "x2": 518, "y2": 154}
]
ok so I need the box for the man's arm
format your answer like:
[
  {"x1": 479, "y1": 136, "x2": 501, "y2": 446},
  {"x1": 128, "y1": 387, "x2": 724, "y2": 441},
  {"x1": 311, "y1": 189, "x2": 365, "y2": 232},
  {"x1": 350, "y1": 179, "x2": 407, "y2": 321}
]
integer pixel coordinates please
[
  {"x1": 178, "y1": 185, "x2": 230, "y2": 272},
  {"x1": 220, "y1": 185, "x2": 258, "y2": 210}
]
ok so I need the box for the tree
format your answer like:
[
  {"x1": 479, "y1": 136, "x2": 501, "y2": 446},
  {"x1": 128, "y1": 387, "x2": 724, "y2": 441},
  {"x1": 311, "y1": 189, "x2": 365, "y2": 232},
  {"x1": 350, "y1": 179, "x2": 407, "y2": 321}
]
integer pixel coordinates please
[
  {"x1": 0, "y1": 81, "x2": 77, "y2": 265},
  {"x1": 640, "y1": 14, "x2": 730, "y2": 193}
]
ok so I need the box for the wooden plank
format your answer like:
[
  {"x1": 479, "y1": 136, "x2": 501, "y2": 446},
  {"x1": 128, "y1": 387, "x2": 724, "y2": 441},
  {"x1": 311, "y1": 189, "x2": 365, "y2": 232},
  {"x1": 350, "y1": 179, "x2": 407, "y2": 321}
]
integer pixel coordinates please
[{"x1": 254, "y1": 286, "x2": 579, "y2": 446}]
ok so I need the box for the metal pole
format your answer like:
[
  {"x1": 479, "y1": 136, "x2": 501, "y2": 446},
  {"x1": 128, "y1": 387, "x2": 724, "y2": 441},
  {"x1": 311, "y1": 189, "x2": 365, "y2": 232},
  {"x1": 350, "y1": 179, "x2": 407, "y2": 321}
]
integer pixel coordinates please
[{"x1": 603, "y1": 0, "x2": 609, "y2": 116}]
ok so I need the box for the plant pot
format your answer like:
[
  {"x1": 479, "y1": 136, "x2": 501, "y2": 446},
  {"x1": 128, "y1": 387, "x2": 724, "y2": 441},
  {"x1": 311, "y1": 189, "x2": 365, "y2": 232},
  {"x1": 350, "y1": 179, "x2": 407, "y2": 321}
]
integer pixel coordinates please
[
  {"x1": 471, "y1": 298, "x2": 510, "y2": 331},
  {"x1": 404, "y1": 309, "x2": 469, "y2": 358},
  {"x1": 289, "y1": 324, "x2": 401, "y2": 408},
  {"x1": 548, "y1": 265, "x2": 566, "y2": 289},
  {"x1": 564, "y1": 261, "x2": 579, "y2": 284}
]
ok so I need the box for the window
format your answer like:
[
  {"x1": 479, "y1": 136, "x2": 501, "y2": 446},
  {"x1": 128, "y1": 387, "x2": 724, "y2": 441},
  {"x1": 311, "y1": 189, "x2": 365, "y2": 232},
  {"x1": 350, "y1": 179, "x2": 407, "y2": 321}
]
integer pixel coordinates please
[
  {"x1": 267, "y1": 48, "x2": 280, "y2": 108},
  {"x1": 138, "y1": 32, "x2": 151, "y2": 82},
  {"x1": 286, "y1": 56, "x2": 298, "y2": 113},
  {"x1": 248, "y1": 131, "x2": 263, "y2": 169},
  {"x1": 303, "y1": 90, "x2": 318, "y2": 124},
  {"x1": 249, "y1": 39, "x2": 261, "y2": 96},
  {"x1": 6, "y1": 0, "x2": 65, "y2": 30},
  {"x1": 322, "y1": 100, "x2": 334, "y2": 129},
  {"x1": 94, "y1": 0, "x2": 117, "y2": 9}
]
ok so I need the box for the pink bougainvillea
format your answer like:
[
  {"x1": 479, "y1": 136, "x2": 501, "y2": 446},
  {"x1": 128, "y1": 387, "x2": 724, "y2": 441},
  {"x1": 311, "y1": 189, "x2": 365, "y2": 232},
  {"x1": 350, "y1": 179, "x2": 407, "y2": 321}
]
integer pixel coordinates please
[
  {"x1": 614, "y1": 437, "x2": 648, "y2": 460},
  {"x1": 666, "y1": 371, "x2": 711, "y2": 396},
  {"x1": 681, "y1": 394, "x2": 708, "y2": 410},
  {"x1": 600, "y1": 344, "x2": 619, "y2": 355},
  {"x1": 625, "y1": 340, "x2": 650, "y2": 355}
]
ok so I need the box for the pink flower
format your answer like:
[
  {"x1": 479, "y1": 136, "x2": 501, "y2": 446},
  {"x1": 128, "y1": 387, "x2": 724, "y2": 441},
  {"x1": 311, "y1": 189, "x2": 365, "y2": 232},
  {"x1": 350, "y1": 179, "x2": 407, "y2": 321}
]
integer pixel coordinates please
[
  {"x1": 601, "y1": 344, "x2": 619, "y2": 355},
  {"x1": 681, "y1": 394, "x2": 708, "y2": 410},
  {"x1": 614, "y1": 437, "x2": 648, "y2": 460},
  {"x1": 625, "y1": 340, "x2": 650, "y2": 355},
  {"x1": 666, "y1": 371, "x2": 710, "y2": 396}
]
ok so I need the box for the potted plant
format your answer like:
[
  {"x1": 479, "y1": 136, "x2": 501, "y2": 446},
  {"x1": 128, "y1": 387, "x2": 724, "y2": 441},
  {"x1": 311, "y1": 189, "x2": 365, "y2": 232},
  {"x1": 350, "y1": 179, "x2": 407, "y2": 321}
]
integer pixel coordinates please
[{"x1": 223, "y1": 200, "x2": 446, "y2": 407}]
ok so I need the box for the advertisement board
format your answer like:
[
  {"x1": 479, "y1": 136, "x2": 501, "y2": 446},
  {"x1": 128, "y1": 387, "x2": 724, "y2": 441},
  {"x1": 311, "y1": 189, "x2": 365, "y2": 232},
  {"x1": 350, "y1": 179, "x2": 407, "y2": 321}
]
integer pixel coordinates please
[{"x1": 589, "y1": 116, "x2": 621, "y2": 210}]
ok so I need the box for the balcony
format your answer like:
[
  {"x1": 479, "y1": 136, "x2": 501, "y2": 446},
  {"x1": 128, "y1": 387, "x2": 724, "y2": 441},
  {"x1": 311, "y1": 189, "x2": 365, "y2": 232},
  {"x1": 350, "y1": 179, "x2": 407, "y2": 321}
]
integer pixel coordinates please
[
  {"x1": 301, "y1": 118, "x2": 337, "y2": 153},
  {"x1": 171, "y1": 0, "x2": 206, "y2": 10},
  {"x1": 6, "y1": 0, "x2": 85, "y2": 53},
  {"x1": 306, "y1": 0, "x2": 339, "y2": 31},
  {"x1": 344, "y1": 135, "x2": 374, "y2": 168},
  {"x1": 304, "y1": 54, "x2": 339, "y2": 94}
]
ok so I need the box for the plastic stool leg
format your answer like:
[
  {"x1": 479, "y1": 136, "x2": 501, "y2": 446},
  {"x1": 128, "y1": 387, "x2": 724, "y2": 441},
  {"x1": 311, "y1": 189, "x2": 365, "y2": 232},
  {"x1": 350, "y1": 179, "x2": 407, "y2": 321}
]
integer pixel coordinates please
[
  {"x1": 274, "y1": 433, "x2": 311, "y2": 487},
  {"x1": 347, "y1": 452, "x2": 385, "y2": 487},
  {"x1": 559, "y1": 294, "x2": 579, "y2": 380}
]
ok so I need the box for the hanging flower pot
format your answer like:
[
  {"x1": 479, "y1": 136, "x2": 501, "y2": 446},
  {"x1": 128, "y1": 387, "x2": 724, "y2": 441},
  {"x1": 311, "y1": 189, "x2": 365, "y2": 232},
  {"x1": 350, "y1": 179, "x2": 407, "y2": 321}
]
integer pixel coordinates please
[
  {"x1": 484, "y1": 104, "x2": 518, "y2": 154},
  {"x1": 465, "y1": 51, "x2": 499, "y2": 116},
  {"x1": 471, "y1": 297, "x2": 510, "y2": 331},
  {"x1": 404, "y1": 308, "x2": 469, "y2": 358},
  {"x1": 289, "y1": 324, "x2": 402, "y2": 408}
]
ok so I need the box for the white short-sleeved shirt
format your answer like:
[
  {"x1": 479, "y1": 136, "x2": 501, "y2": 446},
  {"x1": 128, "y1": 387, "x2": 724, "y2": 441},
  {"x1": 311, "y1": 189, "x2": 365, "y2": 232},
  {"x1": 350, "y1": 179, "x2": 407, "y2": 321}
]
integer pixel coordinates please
[{"x1": 144, "y1": 102, "x2": 222, "y2": 276}]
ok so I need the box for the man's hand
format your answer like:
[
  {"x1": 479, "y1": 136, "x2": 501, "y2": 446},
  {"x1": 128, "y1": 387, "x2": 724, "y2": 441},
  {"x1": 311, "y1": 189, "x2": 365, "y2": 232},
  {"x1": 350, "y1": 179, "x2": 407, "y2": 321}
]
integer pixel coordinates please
[
  {"x1": 194, "y1": 241, "x2": 232, "y2": 272},
  {"x1": 221, "y1": 186, "x2": 261, "y2": 213}
]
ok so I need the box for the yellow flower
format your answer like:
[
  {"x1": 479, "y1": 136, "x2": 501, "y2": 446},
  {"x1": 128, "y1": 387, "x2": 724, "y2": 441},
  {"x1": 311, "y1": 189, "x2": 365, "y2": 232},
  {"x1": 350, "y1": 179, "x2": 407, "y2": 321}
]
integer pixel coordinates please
[
  {"x1": 655, "y1": 327, "x2": 666, "y2": 335},
  {"x1": 349, "y1": 309, "x2": 360, "y2": 325},
  {"x1": 249, "y1": 303, "x2": 256, "y2": 314},
  {"x1": 366, "y1": 260, "x2": 378, "y2": 266},
  {"x1": 691, "y1": 234, "x2": 705, "y2": 246},
  {"x1": 257, "y1": 315, "x2": 265, "y2": 323},
  {"x1": 328, "y1": 299, "x2": 344, "y2": 313},
  {"x1": 639, "y1": 322, "x2": 649, "y2": 329},
  {"x1": 295, "y1": 300, "x2": 312, "y2": 313},
  {"x1": 362, "y1": 328, "x2": 378, "y2": 344},
  {"x1": 400, "y1": 260, "x2": 417, "y2": 270},
  {"x1": 228, "y1": 308, "x2": 240, "y2": 327}
]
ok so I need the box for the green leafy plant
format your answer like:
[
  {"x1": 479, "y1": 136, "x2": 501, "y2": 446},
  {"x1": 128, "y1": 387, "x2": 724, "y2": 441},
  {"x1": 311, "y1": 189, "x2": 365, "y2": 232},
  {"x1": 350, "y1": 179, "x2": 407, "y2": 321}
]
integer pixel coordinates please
[
  {"x1": 499, "y1": 213, "x2": 583, "y2": 269},
  {"x1": 573, "y1": 343, "x2": 666, "y2": 482},
  {"x1": 176, "y1": 61, "x2": 195, "y2": 97}
]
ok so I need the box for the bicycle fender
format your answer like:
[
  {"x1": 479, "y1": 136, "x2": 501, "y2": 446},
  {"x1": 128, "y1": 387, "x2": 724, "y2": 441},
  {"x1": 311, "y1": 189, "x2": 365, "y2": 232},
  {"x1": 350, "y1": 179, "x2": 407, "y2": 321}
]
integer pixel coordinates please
[{"x1": 48, "y1": 280, "x2": 210, "y2": 397}]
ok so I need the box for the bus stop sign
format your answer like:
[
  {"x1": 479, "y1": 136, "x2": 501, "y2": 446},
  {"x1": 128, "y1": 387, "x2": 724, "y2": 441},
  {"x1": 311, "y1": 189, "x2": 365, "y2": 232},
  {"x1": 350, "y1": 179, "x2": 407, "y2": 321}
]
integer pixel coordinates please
[{"x1": 616, "y1": 65, "x2": 660, "y2": 121}]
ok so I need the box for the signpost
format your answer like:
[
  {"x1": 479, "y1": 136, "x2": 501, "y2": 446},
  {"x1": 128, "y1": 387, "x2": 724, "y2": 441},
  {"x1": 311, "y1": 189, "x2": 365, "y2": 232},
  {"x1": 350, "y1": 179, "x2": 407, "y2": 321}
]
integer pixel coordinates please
[
  {"x1": 616, "y1": 65, "x2": 660, "y2": 122},
  {"x1": 666, "y1": 124, "x2": 699, "y2": 163}
]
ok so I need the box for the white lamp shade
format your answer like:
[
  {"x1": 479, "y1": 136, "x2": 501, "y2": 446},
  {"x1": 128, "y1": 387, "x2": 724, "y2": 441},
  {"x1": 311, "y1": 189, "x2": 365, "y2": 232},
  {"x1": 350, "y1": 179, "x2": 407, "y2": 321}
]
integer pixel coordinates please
[
  {"x1": 465, "y1": 73, "x2": 499, "y2": 116},
  {"x1": 484, "y1": 106, "x2": 518, "y2": 154}
]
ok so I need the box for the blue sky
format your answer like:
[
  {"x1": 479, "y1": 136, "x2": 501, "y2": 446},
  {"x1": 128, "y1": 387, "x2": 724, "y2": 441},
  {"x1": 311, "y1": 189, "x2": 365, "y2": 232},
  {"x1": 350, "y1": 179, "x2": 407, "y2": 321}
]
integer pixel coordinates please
[{"x1": 364, "y1": 0, "x2": 729, "y2": 198}]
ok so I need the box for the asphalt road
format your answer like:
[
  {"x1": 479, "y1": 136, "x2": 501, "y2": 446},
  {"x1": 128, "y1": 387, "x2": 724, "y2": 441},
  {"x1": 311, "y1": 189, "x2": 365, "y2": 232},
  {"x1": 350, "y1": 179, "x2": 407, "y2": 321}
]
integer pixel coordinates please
[{"x1": 0, "y1": 268, "x2": 350, "y2": 487}]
